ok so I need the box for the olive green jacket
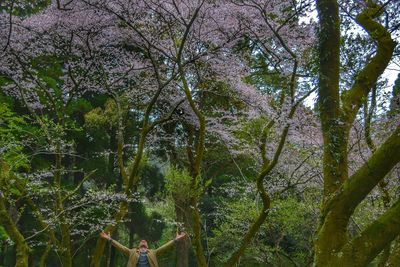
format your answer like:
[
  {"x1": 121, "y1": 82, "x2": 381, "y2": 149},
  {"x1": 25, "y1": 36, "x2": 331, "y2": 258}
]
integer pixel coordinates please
[{"x1": 110, "y1": 239, "x2": 176, "y2": 267}]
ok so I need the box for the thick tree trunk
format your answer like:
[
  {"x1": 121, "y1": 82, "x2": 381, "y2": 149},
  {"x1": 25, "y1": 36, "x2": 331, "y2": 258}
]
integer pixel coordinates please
[
  {"x1": 0, "y1": 161, "x2": 30, "y2": 267},
  {"x1": 333, "y1": 200, "x2": 400, "y2": 267},
  {"x1": 59, "y1": 223, "x2": 72, "y2": 267},
  {"x1": 315, "y1": 0, "x2": 396, "y2": 266},
  {"x1": 0, "y1": 199, "x2": 30, "y2": 267},
  {"x1": 377, "y1": 246, "x2": 391, "y2": 267},
  {"x1": 174, "y1": 200, "x2": 190, "y2": 267},
  {"x1": 387, "y1": 237, "x2": 400, "y2": 267},
  {"x1": 175, "y1": 238, "x2": 189, "y2": 267},
  {"x1": 315, "y1": 124, "x2": 400, "y2": 266}
]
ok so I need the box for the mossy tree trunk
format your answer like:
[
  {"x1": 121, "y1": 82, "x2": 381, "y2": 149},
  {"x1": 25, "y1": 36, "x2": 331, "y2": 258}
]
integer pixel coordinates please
[
  {"x1": 315, "y1": 1, "x2": 397, "y2": 266},
  {"x1": 0, "y1": 198, "x2": 30, "y2": 267},
  {"x1": 179, "y1": 67, "x2": 208, "y2": 267},
  {"x1": 174, "y1": 199, "x2": 190, "y2": 267},
  {"x1": 0, "y1": 161, "x2": 30, "y2": 267},
  {"x1": 386, "y1": 237, "x2": 400, "y2": 267},
  {"x1": 54, "y1": 146, "x2": 73, "y2": 267}
]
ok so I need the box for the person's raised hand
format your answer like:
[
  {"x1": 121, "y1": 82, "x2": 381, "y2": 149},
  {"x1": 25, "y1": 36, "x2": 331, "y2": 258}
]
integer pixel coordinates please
[
  {"x1": 175, "y1": 230, "x2": 186, "y2": 240},
  {"x1": 100, "y1": 231, "x2": 111, "y2": 240}
]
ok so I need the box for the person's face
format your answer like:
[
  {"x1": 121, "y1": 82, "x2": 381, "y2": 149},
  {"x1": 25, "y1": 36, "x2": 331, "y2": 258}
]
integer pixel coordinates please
[{"x1": 139, "y1": 240, "x2": 148, "y2": 251}]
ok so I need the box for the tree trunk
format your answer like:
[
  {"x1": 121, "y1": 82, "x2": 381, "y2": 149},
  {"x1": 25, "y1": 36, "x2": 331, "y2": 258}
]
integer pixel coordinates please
[
  {"x1": 174, "y1": 200, "x2": 190, "y2": 267},
  {"x1": 0, "y1": 160, "x2": 30, "y2": 267},
  {"x1": 60, "y1": 223, "x2": 72, "y2": 267},
  {"x1": 175, "y1": 235, "x2": 189, "y2": 267},
  {"x1": 315, "y1": 0, "x2": 396, "y2": 266},
  {"x1": 0, "y1": 198, "x2": 30, "y2": 267},
  {"x1": 54, "y1": 147, "x2": 73, "y2": 267},
  {"x1": 39, "y1": 244, "x2": 52, "y2": 267},
  {"x1": 377, "y1": 245, "x2": 391, "y2": 267},
  {"x1": 190, "y1": 199, "x2": 207, "y2": 267},
  {"x1": 386, "y1": 237, "x2": 400, "y2": 267},
  {"x1": 180, "y1": 66, "x2": 208, "y2": 266}
]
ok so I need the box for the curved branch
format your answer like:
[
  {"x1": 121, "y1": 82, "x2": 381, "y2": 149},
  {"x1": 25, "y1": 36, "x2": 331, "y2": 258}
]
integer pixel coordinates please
[
  {"x1": 341, "y1": 2, "x2": 396, "y2": 126},
  {"x1": 323, "y1": 124, "x2": 400, "y2": 221},
  {"x1": 2, "y1": 0, "x2": 14, "y2": 52},
  {"x1": 335, "y1": 198, "x2": 400, "y2": 267}
]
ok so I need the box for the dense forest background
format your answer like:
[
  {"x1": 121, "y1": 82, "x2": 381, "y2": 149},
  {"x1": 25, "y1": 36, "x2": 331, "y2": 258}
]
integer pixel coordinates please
[{"x1": 0, "y1": 0, "x2": 399, "y2": 266}]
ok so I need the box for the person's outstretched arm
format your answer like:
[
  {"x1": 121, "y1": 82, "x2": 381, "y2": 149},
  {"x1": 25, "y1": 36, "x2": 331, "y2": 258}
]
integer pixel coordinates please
[
  {"x1": 100, "y1": 231, "x2": 131, "y2": 256},
  {"x1": 155, "y1": 231, "x2": 186, "y2": 255}
]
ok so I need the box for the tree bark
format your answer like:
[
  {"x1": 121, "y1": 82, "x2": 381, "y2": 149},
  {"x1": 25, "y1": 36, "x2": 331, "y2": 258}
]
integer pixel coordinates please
[
  {"x1": 0, "y1": 160, "x2": 30, "y2": 267},
  {"x1": 39, "y1": 245, "x2": 52, "y2": 267},
  {"x1": 377, "y1": 246, "x2": 391, "y2": 267},
  {"x1": 174, "y1": 199, "x2": 190, "y2": 267},
  {"x1": 315, "y1": 0, "x2": 396, "y2": 266},
  {"x1": 54, "y1": 146, "x2": 73, "y2": 267},
  {"x1": 334, "y1": 199, "x2": 400, "y2": 267},
  {"x1": 0, "y1": 197, "x2": 29, "y2": 267},
  {"x1": 179, "y1": 66, "x2": 208, "y2": 267},
  {"x1": 386, "y1": 237, "x2": 400, "y2": 267}
]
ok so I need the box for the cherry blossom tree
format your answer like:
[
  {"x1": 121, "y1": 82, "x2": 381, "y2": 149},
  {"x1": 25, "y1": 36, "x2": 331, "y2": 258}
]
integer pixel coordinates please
[
  {"x1": 0, "y1": 1, "x2": 182, "y2": 266},
  {"x1": 74, "y1": 1, "x2": 250, "y2": 265},
  {"x1": 1, "y1": 0, "x2": 319, "y2": 266},
  {"x1": 208, "y1": 1, "x2": 317, "y2": 265}
]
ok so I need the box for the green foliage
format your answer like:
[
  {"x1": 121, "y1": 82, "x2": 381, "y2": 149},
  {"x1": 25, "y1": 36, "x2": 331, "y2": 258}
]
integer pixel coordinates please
[
  {"x1": 165, "y1": 166, "x2": 196, "y2": 200},
  {"x1": 210, "y1": 190, "x2": 266, "y2": 265},
  {"x1": 85, "y1": 107, "x2": 110, "y2": 128},
  {"x1": 234, "y1": 115, "x2": 269, "y2": 144},
  {"x1": 0, "y1": 103, "x2": 30, "y2": 170},
  {"x1": 209, "y1": 184, "x2": 319, "y2": 266},
  {"x1": 84, "y1": 98, "x2": 127, "y2": 129},
  {"x1": 0, "y1": 0, "x2": 51, "y2": 16},
  {"x1": 0, "y1": 226, "x2": 7, "y2": 241},
  {"x1": 141, "y1": 163, "x2": 165, "y2": 199},
  {"x1": 66, "y1": 98, "x2": 92, "y2": 115}
]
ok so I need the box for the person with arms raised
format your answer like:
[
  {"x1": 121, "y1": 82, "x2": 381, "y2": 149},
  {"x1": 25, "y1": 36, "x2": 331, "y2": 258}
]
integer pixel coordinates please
[{"x1": 100, "y1": 230, "x2": 186, "y2": 267}]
